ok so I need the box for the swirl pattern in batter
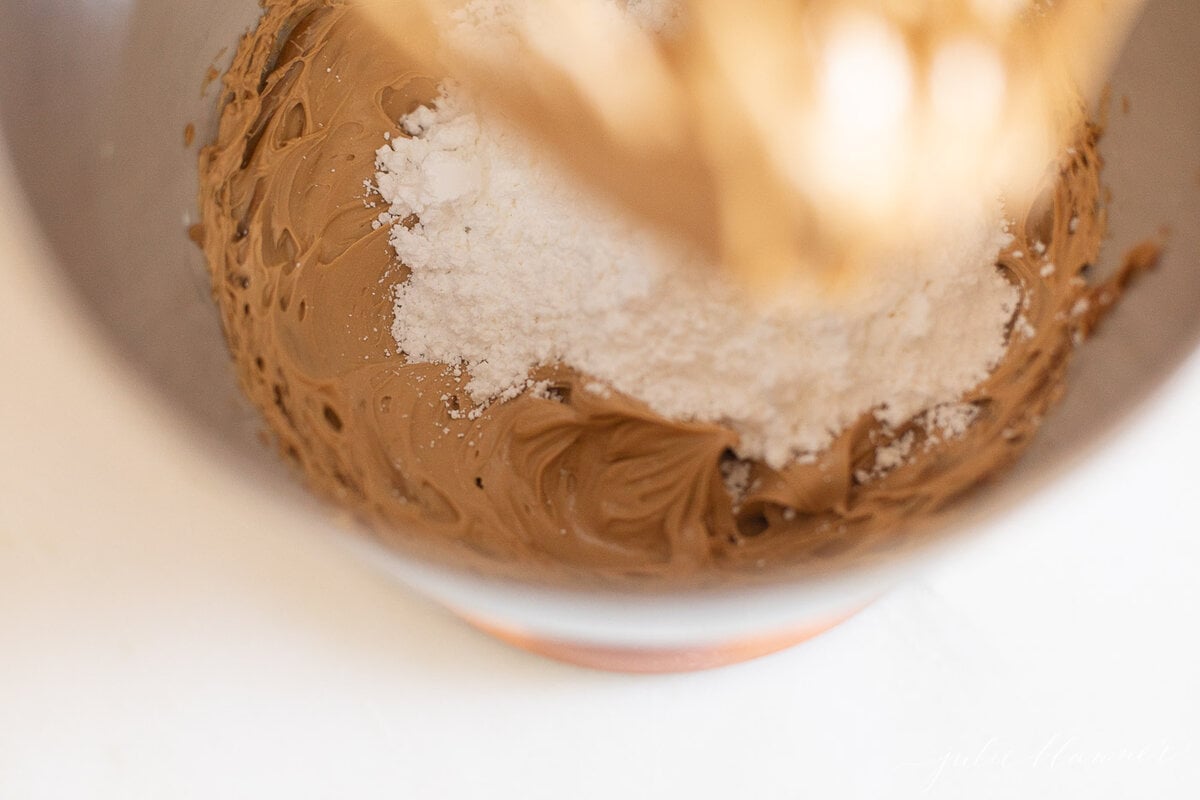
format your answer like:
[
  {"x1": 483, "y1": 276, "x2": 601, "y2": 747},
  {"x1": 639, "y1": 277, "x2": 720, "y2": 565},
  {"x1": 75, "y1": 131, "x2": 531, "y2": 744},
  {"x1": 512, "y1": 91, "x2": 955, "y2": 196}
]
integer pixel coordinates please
[{"x1": 198, "y1": 0, "x2": 1143, "y2": 589}]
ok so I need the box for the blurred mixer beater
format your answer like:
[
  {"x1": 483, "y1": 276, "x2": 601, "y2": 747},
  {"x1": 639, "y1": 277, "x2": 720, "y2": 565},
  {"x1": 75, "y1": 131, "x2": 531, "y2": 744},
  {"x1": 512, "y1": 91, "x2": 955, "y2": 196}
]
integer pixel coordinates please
[{"x1": 359, "y1": 0, "x2": 1145, "y2": 294}]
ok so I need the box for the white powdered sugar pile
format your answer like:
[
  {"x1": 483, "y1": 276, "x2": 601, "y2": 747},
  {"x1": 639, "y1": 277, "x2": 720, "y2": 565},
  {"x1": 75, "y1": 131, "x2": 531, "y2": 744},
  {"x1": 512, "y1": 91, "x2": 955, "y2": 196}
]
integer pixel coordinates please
[{"x1": 373, "y1": 0, "x2": 1019, "y2": 468}]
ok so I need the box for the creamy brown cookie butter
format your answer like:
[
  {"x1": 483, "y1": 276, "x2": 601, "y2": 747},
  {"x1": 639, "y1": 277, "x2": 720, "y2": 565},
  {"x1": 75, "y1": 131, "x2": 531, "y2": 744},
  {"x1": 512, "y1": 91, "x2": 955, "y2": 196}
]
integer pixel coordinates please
[{"x1": 197, "y1": 0, "x2": 1150, "y2": 590}]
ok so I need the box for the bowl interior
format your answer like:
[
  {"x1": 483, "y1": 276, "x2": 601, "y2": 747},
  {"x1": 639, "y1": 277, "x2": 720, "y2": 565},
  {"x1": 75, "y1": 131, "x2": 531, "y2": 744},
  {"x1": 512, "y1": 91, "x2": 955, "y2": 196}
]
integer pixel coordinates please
[{"x1": 2, "y1": 0, "x2": 1198, "y2": 588}]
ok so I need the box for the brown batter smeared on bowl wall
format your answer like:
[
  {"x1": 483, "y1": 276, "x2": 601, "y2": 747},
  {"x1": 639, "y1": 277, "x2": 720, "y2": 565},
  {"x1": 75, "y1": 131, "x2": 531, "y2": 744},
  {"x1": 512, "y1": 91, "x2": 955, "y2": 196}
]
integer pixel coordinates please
[{"x1": 197, "y1": 0, "x2": 1149, "y2": 590}]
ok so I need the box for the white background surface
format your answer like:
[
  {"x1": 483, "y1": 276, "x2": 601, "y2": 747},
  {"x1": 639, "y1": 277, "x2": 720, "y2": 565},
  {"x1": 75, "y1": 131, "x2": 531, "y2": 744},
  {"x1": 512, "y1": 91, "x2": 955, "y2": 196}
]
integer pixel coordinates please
[{"x1": 2, "y1": 148, "x2": 1198, "y2": 799}]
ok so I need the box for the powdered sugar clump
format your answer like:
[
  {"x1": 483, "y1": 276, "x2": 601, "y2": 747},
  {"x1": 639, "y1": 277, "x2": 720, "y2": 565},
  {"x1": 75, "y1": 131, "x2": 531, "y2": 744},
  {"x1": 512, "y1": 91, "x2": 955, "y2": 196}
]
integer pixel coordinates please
[{"x1": 375, "y1": 5, "x2": 1018, "y2": 468}]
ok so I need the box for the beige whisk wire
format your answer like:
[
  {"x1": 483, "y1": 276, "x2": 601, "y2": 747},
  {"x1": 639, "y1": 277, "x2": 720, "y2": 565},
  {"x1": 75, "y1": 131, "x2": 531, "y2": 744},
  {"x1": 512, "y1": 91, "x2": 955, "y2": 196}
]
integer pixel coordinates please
[{"x1": 357, "y1": 0, "x2": 1145, "y2": 293}]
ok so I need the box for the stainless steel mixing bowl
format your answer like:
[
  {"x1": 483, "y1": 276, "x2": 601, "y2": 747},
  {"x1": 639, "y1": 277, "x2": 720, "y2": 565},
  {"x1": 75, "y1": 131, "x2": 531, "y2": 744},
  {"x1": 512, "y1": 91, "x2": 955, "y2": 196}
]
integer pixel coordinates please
[{"x1": 2, "y1": 0, "x2": 1197, "y2": 667}]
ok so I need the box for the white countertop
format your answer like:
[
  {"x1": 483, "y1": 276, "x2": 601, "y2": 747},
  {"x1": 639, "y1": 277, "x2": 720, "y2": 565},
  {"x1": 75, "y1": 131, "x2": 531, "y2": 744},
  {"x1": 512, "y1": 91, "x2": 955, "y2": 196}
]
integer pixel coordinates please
[{"x1": 2, "y1": 147, "x2": 1197, "y2": 799}]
